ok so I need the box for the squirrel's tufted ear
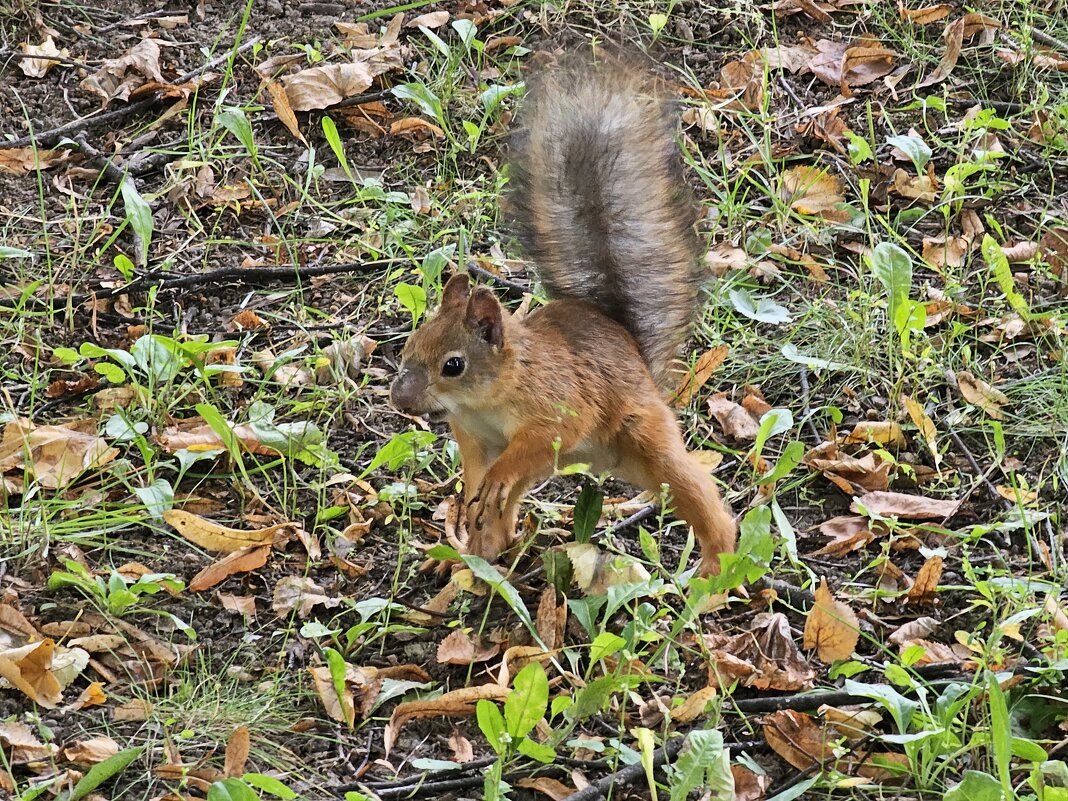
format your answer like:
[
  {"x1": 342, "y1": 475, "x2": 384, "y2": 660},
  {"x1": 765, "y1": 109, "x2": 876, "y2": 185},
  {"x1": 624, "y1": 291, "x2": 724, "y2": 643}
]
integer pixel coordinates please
[
  {"x1": 442, "y1": 273, "x2": 471, "y2": 307},
  {"x1": 465, "y1": 288, "x2": 504, "y2": 348}
]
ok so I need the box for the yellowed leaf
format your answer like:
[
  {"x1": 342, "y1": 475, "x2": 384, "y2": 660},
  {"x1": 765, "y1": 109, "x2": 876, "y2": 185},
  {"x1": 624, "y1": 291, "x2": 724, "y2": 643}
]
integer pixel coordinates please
[
  {"x1": 672, "y1": 345, "x2": 729, "y2": 406},
  {"x1": 904, "y1": 395, "x2": 940, "y2": 467},
  {"x1": 780, "y1": 165, "x2": 845, "y2": 217},
  {"x1": 672, "y1": 686, "x2": 719, "y2": 723},
  {"x1": 956, "y1": 370, "x2": 1008, "y2": 419},
  {"x1": 843, "y1": 420, "x2": 906, "y2": 448},
  {"x1": 390, "y1": 117, "x2": 446, "y2": 139},
  {"x1": 188, "y1": 545, "x2": 271, "y2": 592},
  {"x1": 266, "y1": 79, "x2": 307, "y2": 145},
  {"x1": 0, "y1": 641, "x2": 61, "y2": 708},
  {"x1": 803, "y1": 578, "x2": 860, "y2": 662},
  {"x1": 385, "y1": 685, "x2": 510, "y2": 755},
  {"x1": 163, "y1": 509, "x2": 294, "y2": 552}
]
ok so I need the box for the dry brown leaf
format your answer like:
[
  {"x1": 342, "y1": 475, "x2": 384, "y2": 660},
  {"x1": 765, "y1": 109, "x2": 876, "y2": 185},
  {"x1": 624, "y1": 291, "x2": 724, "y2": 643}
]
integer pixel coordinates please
[
  {"x1": 266, "y1": 79, "x2": 307, "y2": 145},
  {"x1": 754, "y1": 43, "x2": 819, "y2": 73},
  {"x1": 0, "y1": 147, "x2": 68, "y2": 174},
  {"x1": 918, "y1": 17, "x2": 964, "y2": 87},
  {"x1": 406, "y1": 10, "x2": 450, "y2": 27},
  {"x1": 188, "y1": 545, "x2": 271, "y2": 592},
  {"x1": 812, "y1": 515, "x2": 875, "y2": 556},
  {"x1": 898, "y1": 3, "x2": 952, "y2": 24},
  {"x1": 672, "y1": 686, "x2": 720, "y2": 723},
  {"x1": 113, "y1": 698, "x2": 154, "y2": 721},
  {"x1": 66, "y1": 681, "x2": 107, "y2": 712},
  {"x1": 82, "y1": 38, "x2": 165, "y2": 104},
  {"x1": 851, "y1": 490, "x2": 960, "y2": 519},
  {"x1": 803, "y1": 578, "x2": 860, "y2": 662},
  {"x1": 893, "y1": 168, "x2": 939, "y2": 202},
  {"x1": 272, "y1": 576, "x2": 341, "y2": 618},
  {"x1": 843, "y1": 420, "x2": 906, "y2": 448},
  {"x1": 217, "y1": 593, "x2": 257, "y2": 620},
  {"x1": 705, "y1": 244, "x2": 747, "y2": 276},
  {"x1": 707, "y1": 393, "x2": 761, "y2": 441},
  {"x1": 534, "y1": 586, "x2": 564, "y2": 651},
  {"x1": 20, "y1": 36, "x2": 68, "y2": 78},
  {"x1": 64, "y1": 735, "x2": 120, "y2": 765},
  {"x1": 436, "y1": 629, "x2": 500, "y2": 665},
  {"x1": 922, "y1": 235, "x2": 969, "y2": 270},
  {"x1": 906, "y1": 555, "x2": 943, "y2": 604},
  {"x1": 163, "y1": 509, "x2": 294, "y2": 552},
  {"x1": 732, "y1": 764, "x2": 769, "y2": 801},
  {"x1": 0, "y1": 419, "x2": 118, "y2": 489},
  {"x1": 956, "y1": 371, "x2": 1009, "y2": 419},
  {"x1": 390, "y1": 117, "x2": 446, "y2": 139},
  {"x1": 706, "y1": 613, "x2": 816, "y2": 691},
  {"x1": 780, "y1": 165, "x2": 845, "y2": 217},
  {"x1": 1001, "y1": 240, "x2": 1039, "y2": 263},
  {"x1": 515, "y1": 777, "x2": 575, "y2": 800},
  {"x1": 1039, "y1": 227, "x2": 1068, "y2": 280},
  {"x1": 385, "y1": 685, "x2": 510, "y2": 755},
  {"x1": 223, "y1": 726, "x2": 249, "y2": 777},
  {"x1": 282, "y1": 62, "x2": 373, "y2": 111},
  {"x1": 962, "y1": 13, "x2": 1001, "y2": 39},
  {"x1": 673, "y1": 345, "x2": 729, "y2": 406},
  {"x1": 0, "y1": 640, "x2": 62, "y2": 708},
  {"x1": 904, "y1": 396, "x2": 941, "y2": 467},
  {"x1": 804, "y1": 440, "x2": 892, "y2": 492},
  {"x1": 0, "y1": 604, "x2": 38, "y2": 640},
  {"x1": 0, "y1": 722, "x2": 55, "y2": 763},
  {"x1": 840, "y1": 44, "x2": 897, "y2": 93},
  {"x1": 563, "y1": 542, "x2": 651, "y2": 595},
  {"x1": 763, "y1": 709, "x2": 834, "y2": 770},
  {"x1": 449, "y1": 731, "x2": 474, "y2": 762}
]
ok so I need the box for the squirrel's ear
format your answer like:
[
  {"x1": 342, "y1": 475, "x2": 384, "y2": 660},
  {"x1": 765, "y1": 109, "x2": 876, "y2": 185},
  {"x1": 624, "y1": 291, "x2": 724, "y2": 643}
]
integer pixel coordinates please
[
  {"x1": 442, "y1": 273, "x2": 471, "y2": 307},
  {"x1": 465, "y1": 288, "x2": 504, "y2": 348}
]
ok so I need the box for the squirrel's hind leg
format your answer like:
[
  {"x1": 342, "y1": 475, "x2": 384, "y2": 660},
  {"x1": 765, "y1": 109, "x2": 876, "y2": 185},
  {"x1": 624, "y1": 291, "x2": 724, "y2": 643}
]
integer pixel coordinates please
[{"x1": 615, "y1": 404, "x2": 737, "y2": 576}]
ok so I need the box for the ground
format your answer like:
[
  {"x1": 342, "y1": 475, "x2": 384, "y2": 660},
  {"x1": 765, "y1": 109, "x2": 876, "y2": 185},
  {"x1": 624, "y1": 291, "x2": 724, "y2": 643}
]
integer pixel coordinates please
[{"x1": 1, "y1": 0, "x2": 1068, "y2": 800}]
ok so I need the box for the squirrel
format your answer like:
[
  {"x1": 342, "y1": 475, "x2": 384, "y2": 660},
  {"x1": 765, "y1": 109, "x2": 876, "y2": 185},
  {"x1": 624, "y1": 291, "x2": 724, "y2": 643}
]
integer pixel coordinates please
[{"x1": 390, "y1": 55, "x2": 737, "y2": 576}]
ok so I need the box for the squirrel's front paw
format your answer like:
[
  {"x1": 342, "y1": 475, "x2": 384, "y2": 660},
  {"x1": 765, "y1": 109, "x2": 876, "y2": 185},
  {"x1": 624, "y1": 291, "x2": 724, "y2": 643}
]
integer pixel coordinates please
[{"x1": 465, "y1": 479, "x2": 516, "y2": 561}]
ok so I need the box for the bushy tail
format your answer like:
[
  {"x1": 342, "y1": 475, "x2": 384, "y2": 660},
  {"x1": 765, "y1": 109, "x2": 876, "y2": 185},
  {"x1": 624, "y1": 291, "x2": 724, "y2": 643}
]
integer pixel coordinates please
[{"x1": 506, "y1": 53, "x2": 704, "y2": 384}]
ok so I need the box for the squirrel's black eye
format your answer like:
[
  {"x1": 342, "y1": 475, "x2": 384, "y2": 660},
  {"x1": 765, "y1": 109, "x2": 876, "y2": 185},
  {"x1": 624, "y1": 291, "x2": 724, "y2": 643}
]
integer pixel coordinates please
[{"x1": 441, "y1": 356, "x2": 466, "y2": 377}]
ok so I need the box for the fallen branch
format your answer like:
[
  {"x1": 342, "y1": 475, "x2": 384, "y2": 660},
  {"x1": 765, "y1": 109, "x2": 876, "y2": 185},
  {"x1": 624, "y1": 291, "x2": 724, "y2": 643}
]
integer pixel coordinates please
[
  {"x1": 561, "y1": 737, "x2": 687, "y2": 801},
  {"x1": 466, "y1": 261, "x2": 531, "y2": 299},
  {"x1": 72, "y1": 259, "x2": 394, "y2": 304}
]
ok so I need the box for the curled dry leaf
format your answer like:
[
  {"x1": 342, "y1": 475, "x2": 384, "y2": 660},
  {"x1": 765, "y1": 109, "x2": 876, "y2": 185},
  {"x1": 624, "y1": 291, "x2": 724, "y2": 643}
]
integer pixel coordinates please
[
  {"x1": 0, "y1": 640, "x2": 62, "y2": 708},
  {"x1": 0, "y1": 419, "x2": 119, "y2": 489},
  {"x1": 808, "y1": 39, "x2": 897, "y2": 94},
  {"x1": 707, "y1": 393, "x2": 761, "y2": 441},
  {"x1": 851, "y1": 490, "x2": 960, "y2": 519},
  {"x1": 803, "y1": 578, "x2": 860, "y2": 662},
  {"x1": 812, "y1": 515, "x2": 876, "y2": 556},
  {"x1": 843, "y1": 420, "x2": 906, "y2": 448},
  {"x1": 804, "y1": 440, "x2": 892, "y2": 493},
  {"x1": 385, "y1": 685, "x2": 510, "y2": 755},
  {"x1": 282, "y1": 62, "x2": 373, "y2": 112},
  {"x1": 893, "y1": 167, "x2": 939, "y2": 203},
  {"x1": 390, "y1": 117, "x2": 446, "y2": 139},
  {"x1": 903, "y1": 396, "x2": 941, "y2": 467},
  {"x1": 672, "y1": 345, "x2": 729, "y2": 406},
  {"x1": 406, "y1": 10, "x2": 450, "y2": 27},
  {"x1": 82, "y1": 38, "x2": 165, "y2": 104},
  {"x1": 163, "y1": 509, "x2": 295, "y2": 552},
  {"x1": 0, "y1": 722, "x2": 56, "y2": 764},
  {"x1": 918, "y1": 17, "x2": 964, "y2": 88},
  {"x1": 315, "y1": 337, "x2": 376, "y2": 385},
  {"x1": 266, "y1": 79, "x2": 307, "y2": 145},
  {"x1": 20, "y1": 36, "x2": 68, "y2": 78},
  {"x1": 922, "y1": 235, "x2": 969, "y2": 270},
  {"x1": 898, "y1": 2, "x2": 952, "y2": 24},
  {"x1": 1001, "y1": 240, "x2": 1039, "y2": 263},
  {"x1": 64, "y1": 735, "x2": 120, "y2": 765},
  {"x1": 905, "y1": 555, "x2": 943, "y2": 605},
  {"x1": 706, "y1": 612, "x2": 816, "y2": 691},
  {"x1": 188, "y1": 545, "x2": 271, "y2": 592}
]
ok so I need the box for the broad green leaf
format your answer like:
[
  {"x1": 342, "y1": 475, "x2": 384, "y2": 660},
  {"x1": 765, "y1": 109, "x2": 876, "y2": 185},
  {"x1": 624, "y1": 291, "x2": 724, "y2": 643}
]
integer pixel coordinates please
[
  {"x1": 869, "y1": 242, "x2": 913, "y2": 324},
  {"x1": 572, "y1": 484, "x2": 603, "y2": 544},
  {"x1": 729, "y1": 288, "x2": 793, "y2": 324},
  {"x1": 476, "y1": 698, "x2": 507, "y2": 754},
  {"x1": 395, "y1": 282, "x2": 427, "y2": 324},
  {"x1": 120, "y1": 178, "x2": 153, "y2": 264},
  {"x1": 886, "y1": 134, "x2": 932, "y2": 173}
]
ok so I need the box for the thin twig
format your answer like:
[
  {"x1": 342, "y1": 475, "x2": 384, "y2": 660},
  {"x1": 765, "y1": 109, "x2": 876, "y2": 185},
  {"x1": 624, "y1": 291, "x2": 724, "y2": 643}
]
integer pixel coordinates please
[
  {"x1": 797, "y1": 367, "x2": 822, "y2": 442},
  {"x1": 70, "y1": 259, "x2": 393, "y2": 304},
  {"x1": 466, "y1": 261, "x2": 531, "y2": 299},
  {"x1": 561, "y1": 737, "x2": 687, "y2": 801},
  {"x1": 1, "y1": 38, "x2": 261, "y2": 150},
  {"x1": 1031, "y1": 28, "x2": 1068, "y2": 55}
]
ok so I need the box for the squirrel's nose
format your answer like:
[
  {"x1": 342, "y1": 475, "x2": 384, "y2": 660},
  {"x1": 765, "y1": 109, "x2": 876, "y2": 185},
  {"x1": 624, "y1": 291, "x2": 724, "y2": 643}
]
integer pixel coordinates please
[{"x1": 390, "y1": 366, "x2": 428, "y2": 413}]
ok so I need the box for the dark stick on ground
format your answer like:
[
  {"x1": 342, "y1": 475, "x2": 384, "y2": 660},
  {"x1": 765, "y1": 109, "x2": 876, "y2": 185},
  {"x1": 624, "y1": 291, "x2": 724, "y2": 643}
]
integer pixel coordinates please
[
  {"x1": 560, "y1": 737, "x2": 687, "y2": 801},
  {"x1": 467, "y1": 261, "x2": 531, "y2": 299},
  {"x1": 71, "y1": 259, "x2": 394, "y2": 304}
]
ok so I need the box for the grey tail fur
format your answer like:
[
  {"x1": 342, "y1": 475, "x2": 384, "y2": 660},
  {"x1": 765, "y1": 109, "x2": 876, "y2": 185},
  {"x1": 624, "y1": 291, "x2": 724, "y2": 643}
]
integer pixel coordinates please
[{"x1": 506, "y1": 54, "x2": 704, "y2": 385}]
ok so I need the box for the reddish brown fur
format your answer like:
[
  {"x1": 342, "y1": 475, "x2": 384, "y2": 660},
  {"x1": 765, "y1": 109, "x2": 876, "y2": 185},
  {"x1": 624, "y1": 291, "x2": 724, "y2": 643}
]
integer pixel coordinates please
[{"x1": 391, "y1": 274, "x2": 736, "y2": 574}]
